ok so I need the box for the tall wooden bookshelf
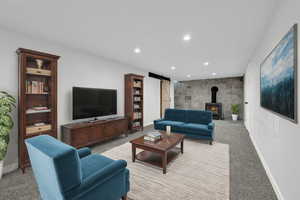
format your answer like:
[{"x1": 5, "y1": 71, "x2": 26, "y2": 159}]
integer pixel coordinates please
[
  {"x1": 17, "y1": 48, "x2": 60, "y2": 173},
  {"x1": 125, "y1": 74, "x2": 144, "y2": 132}
]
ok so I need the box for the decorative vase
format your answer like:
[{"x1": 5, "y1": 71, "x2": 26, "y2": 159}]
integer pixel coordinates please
[
  {"x1": 166, "y1": 125, "x2": 171, "y2": 136},
  {"x1": 0, "y1": 160, "x2": 3, "y2": 180},
  {"x1": 36, "y1": 59, "x2": 43, "y2": 69},
  {"x1": 232, "y1": 114, "x2": 238, "y2": 121}
]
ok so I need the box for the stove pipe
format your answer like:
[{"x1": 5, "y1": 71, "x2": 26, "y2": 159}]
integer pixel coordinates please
[{"x1": 211, "y1": 86, "x2": 218, "y2": 103}]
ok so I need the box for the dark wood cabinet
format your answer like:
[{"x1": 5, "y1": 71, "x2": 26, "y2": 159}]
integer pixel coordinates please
[
  {"x1": 17, "y1": 48, "x2": 60, "y2": 173},
  {"x1": 125, "y1": 74, "x2": 144, "y2": 132},
  {"x1": 61, "y1": 117, "x2": 128, "y2": 148}
]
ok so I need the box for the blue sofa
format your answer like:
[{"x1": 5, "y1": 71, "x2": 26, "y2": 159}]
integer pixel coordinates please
[
  {"x1": 25, "y1": 135, "x2": 129, "y2": 200},
  {"x1": 154, "y1": 109, "x2": 215, "y2": 144}
]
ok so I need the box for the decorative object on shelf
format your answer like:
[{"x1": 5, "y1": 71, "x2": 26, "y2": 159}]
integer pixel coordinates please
[
  {"x1": 133, "y1": 80, "x2": 142, "y2": 88},
  {"x1": 166, "y1": 125, "x2": 171, "y2": 136},
  {"x1": 260, "y1": 24, "x2": 298, "y2": 123},
  {"x1": 0, "y1": 91, "x2": 16, "y2": 179},
  {"x1": 36, "y1": 59, "x2": 43, "y2": 69},
  {"x1": 26, "y1": 68, "x2": 51, "y2": 76},
  {"x1": 26, "y1": 106, "x2": 51, "y2": 114},
  {"x1": 231, "y1": 104, "x2": 239, "y2": 121},
  {"x1": 26, "y1": 124, "x2": 52, "y2": 135},
  {"x1": 17, "y1": 48, "x2": 60, "y2": 173},
  {"x1": 125, "y1": 74, "x2": 144, "y2": 132}
]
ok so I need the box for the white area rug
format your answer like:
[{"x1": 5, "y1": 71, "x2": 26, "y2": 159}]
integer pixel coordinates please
[{"x1": 102, "y1": 139, "x2": 230, "y2": 200}]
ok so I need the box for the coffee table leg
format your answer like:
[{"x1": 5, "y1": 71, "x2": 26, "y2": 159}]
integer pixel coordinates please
[
  {"x1": 181, "y1": 139, "x2": 184, "y2": 154},
  {"x1": 132, "y1": 144, "x2": 136, "y2": 162},
  {"x1": 162, "y1": 152, "x2": 167, "y2": 174}
]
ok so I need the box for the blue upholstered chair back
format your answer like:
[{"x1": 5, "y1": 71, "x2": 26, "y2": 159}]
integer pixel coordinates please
[
  {"x1": 164, "y1": 108, "x2": 186, "y2": 122},
  {"x1": 186, "y1": 110, "x2": 213, "y2": 124},
  {"x1": 25, "y1": 135, "x2": 82, "y2": 200}
]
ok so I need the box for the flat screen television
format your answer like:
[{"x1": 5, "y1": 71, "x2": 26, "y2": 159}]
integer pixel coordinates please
[{"x1": 73, "y1": 87, "x2": 117, "y2": 120}]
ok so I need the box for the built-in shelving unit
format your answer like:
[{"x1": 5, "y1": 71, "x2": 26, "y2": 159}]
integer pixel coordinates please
[
  {"x1": 125, "y1": 73, "x2": 144, "y2": 132},
  {"x1": 17, "y1": 48, "x2": 60, "y2": 173}
]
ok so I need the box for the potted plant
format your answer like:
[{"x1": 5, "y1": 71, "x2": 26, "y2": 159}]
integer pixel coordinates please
[
  {"x1": 0, "y1": 91, "x2": 16, "y2": 179},
  {"x1": 231, "y1": 104, "x2": 239, "y2": 121}
]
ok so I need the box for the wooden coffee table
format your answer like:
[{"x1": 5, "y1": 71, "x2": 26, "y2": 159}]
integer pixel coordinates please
[{"x1": 130, "y1": 131, "x2": 184, "y2": 174}]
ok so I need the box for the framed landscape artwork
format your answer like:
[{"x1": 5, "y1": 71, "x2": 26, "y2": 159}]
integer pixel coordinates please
[{"x1": 260, "y1": 24, "x2": 298, "y2": 123}]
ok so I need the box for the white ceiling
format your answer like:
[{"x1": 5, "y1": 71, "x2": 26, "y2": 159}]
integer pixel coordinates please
[{"x1": 0, "y1": 0, "x2": 278, "y2": 81}]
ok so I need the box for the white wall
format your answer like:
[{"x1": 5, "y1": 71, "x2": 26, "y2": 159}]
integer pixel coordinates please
[
  {"x1": 170, "y1": 82, "x2": 175, "y2": 108},
  {"x1": 244, "y1": 1, "x2": 300, "y2": 199},
  {"x1": 0, "y1": 27, "x2": 161, "y2": 171}
]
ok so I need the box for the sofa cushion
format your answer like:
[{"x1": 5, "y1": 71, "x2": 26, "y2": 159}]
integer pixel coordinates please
[
  {"x1": 182, "y1": 123, "x2": 212, "y2": 136},
  {"x1": 80, "y1": 154, "x2": 114, "y2": 180},
  {"x1": 186, "y1": 110, "x2": 212, "y2": 125},
  {"x1": 155, "y1": 120, "x2": 185, "y2": 130},
  {"x1": 164, "y1": 109, "x2": 186, "y2": 122}
]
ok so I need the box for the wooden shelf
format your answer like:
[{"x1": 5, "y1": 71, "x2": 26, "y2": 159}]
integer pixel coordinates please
[
  {"x1": 26, "y1": 67, "x2": 52, "y2": 76},
  {"x1": 17, "y1": 48, "x2": 60, "y2": 173},
  {"x1": 25, "y1": 130, "x2": 53, "y2": 138},
  {"x1": 125, "y1": 74, "x2": 144, "y2": 132},
  {"x1": 26, "y1": 72, "x2": 52, "y2": 77},
  {"x1": 26, "y1": 109, "x2": 51, "y2": 114},
  {"x1": 26, "y1": 93, "x2": 49, "y2": 95}
]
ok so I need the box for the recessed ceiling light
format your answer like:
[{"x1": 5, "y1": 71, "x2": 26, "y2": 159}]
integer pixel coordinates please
[
  {"x1": 212, "y1": 72, "x2": 217, "y2": 76},
  {"x1": 203, "y1": 62, "x2": 209, "y2": 66},
  {"x1": 187, "y1": 74, "x2": 191, "y2": 78},
  {"x1": 183, "y1": 34, "x2": 192, "y2": 41},
  {"x1": 171, "y1": 66, "x2": 176, "y2": 70},
  {"x1": 134, "y1": 47, "x2": 141, "y2": 54}
]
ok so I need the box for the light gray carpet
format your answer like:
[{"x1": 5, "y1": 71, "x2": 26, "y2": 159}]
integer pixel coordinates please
[
  {"x1": 102, "y1": 140, "x2": 229, "y2": 200},
  {"x1": 0, "y1": 121, "x2": 277, "y2": 200}
]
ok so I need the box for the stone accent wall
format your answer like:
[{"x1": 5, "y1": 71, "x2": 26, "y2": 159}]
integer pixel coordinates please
[{"x1": 174, "y1": 77, "x2": 244, "y2": 119}]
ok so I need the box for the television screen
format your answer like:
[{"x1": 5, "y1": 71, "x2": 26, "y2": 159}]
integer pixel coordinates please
[{"x1": 73, "y1": 87, "x2": 117, "y2": 120}]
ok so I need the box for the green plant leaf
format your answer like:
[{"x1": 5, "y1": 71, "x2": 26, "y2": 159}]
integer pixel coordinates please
[
  {"x1": 231, "y1": 104, "x2": 240, "y2": 114},
  {"x1": 0, "y1": 91, "x2": 15, "y2": 161},
  {"x1": 0, "y1": 138, "x2": 8, "y2": 161},
  {"x1": 0, "y1": 126, "x2": 10, "y2": 137},
  {"x1": 0, "y1": 115, "x2": 13, "y2": 128}
]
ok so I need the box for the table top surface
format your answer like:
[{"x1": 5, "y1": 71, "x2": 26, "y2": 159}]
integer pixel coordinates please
[{"x1": 130, "y1": 131, "x2": 184, "y2": 151}]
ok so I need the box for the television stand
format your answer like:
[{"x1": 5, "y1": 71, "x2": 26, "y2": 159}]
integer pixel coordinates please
[
  {"x1": 88, "y1": 118, "x2": 99, "y2": 123},
  {"x1": 61, "y1": 117, "x2": 128, "y2": 148}
]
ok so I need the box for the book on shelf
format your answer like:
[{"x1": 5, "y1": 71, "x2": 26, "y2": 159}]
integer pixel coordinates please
[
  {"x1": 26, "y1": 80, "x2": 47, "y2": 94},
  {"x1": 133, "y1": 121, "x2": 141, "y2": 128},
  {"x1": 133, "y1": 112, "x2": 142, "y2": 119},
  {"x1": 134, "y1": 90, "x2": 140, "y2": 95},
  {"x1": 134, "y1": 96, "x2": 141, "y2": 101}
]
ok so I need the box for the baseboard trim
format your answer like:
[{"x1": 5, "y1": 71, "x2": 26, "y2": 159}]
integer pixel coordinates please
[
  {"x1": 248, "y1": 130, "x2": 284, "y2": 200},
  {"x1": 3, "y1": 162, "x2": 18, "y2": 174},
  {"x1": 143, "y1": 122, "x2": 153, "y2": 127}
]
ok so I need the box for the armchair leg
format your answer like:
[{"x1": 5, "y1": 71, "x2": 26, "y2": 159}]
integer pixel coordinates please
[{"x1": 122, "y1": 194, "x2": 127, "y2": 200}]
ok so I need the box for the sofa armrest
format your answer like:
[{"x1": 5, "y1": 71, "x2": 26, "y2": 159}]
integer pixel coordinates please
[
  {"x1": 81, "y1": 160, "x2": 127, "y2": 189},
  {"x1": 154, "y1": 119, "x2": 164, "y2": 124},
  {"x1": 77, "y1": 147, "x2": 91, "y2": 158},
  {"x1": 208, "y1": 122, "x2": 215, "y2": 130}
]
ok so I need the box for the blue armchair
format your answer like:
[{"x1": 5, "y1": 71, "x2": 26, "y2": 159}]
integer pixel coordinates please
[{"x1": 25, "y1": 135, "x2": 129, "y2": 200}]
